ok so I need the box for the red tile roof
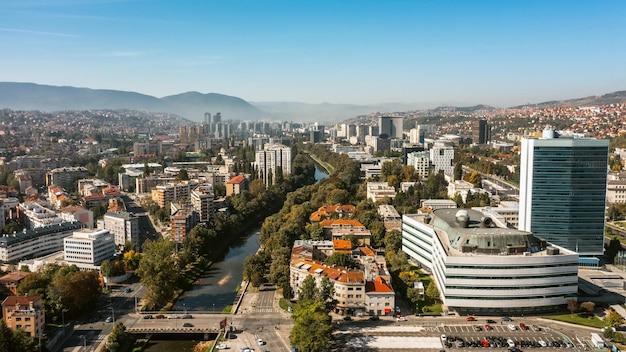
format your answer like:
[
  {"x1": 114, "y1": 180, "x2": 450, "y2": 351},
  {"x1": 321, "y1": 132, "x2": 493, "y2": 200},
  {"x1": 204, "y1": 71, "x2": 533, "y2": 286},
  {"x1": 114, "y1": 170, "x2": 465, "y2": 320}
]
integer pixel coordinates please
[{"x1": 227, "y1": 175, "x2": 246, "y2": 184}]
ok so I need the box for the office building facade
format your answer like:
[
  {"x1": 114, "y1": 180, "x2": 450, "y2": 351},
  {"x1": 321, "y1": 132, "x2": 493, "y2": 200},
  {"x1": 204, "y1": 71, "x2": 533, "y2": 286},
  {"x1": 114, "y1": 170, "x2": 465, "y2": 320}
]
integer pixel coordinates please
[{"x1": 519, "y1": 135, "x2": 609, "y2": 255}]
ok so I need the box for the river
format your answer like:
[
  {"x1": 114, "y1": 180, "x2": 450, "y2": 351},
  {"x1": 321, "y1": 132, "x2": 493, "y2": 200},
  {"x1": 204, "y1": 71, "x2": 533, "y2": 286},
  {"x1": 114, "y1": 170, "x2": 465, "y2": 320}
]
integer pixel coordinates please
[{"x1": 145, "y1": 162, "x2": 328, "y2": 350}]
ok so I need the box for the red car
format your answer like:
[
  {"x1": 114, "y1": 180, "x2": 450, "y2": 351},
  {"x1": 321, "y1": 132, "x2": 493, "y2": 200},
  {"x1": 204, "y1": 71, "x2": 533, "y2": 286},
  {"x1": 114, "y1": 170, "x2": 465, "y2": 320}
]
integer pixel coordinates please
[
  {"x1": 485, "y1": 324, "x2": 492, "y2": 331},
  {"x1": 519, "y1": 322, "x2": 528, "y2": 330},
  {"x1": 466, "y1": 316, "x2": 476, "y2": 321}
]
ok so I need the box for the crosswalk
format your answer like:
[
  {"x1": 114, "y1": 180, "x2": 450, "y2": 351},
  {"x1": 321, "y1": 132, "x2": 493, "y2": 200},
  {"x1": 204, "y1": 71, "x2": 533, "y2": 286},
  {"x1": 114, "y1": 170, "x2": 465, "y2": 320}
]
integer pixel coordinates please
[{"x1": 253, "y1": 307, "x2": 280, "y2": 313}]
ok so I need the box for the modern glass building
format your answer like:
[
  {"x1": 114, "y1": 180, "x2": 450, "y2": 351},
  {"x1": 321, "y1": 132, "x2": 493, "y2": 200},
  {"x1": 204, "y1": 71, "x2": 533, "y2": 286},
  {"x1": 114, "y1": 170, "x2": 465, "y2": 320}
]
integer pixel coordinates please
[{"x1": 519, "y1": 134, "x2": 609, "y2": 255}]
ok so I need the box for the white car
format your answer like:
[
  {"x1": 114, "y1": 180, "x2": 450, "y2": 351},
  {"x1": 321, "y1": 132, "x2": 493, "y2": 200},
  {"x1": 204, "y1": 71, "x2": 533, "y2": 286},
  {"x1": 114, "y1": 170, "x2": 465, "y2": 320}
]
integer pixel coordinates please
[
  {"x1": 396, "y1": 316, "x2": 407, "y2": 322},
  {"x1": 257, "y1": 338, "x2": 266, "y2": 346},
  {"x1": 216, "y1": 344, "x2": 229, "y2": 350},
  {"x1": 441, "y1": 334, "x2": 447, "y2": 341},
  {"x1": 508, "y1": 324, "x2": 517, "y2": 331}
]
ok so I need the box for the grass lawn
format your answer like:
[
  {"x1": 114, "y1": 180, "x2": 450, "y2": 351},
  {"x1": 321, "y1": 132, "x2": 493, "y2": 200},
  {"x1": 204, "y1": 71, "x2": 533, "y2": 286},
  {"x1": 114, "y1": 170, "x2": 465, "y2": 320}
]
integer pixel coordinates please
[{"x1": 543, "y1": 313, "x2": 605, "y2": 328}]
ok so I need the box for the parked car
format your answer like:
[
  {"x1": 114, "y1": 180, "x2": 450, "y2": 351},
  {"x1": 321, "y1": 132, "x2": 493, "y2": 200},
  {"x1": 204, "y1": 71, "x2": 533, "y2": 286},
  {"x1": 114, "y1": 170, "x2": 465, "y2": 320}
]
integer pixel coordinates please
[
  {"x1": 441, "y1": 334, "x2": 447, "y2": 342},
  {"x1": 257, "y1": 339, "x2": 266, "y2": 346},
  {"x1": 216, "y1": 344, "x2": 229, "y2": 350},
  {"x1": 466, "y1": 316, "x2": 476, "y2": 321},
  {"x1": 519, "y1": 322, "x2": 528, "y2": 330},
  {"x1": 143, "y1": 314, "x2": 153, "y2": 319},
  {"x1": 124, "y1": 287, "x2": 132, "y2": 293},
  {"x1": 343, "y1": 316, "x2": 352, "y2": 321},
  {"x1": 532, "y1": 325, "x2": 542, "y2": 331},
  {"x1": 155, "y1": 314, "x2": 165, "y2": 319},
  {"x1": 396, "y1": 316, "x2": 407, "y2": 322},
  {"x1": 484, "y1": 324, "x2": 492, "y2": 330},
  {"x1": 105, "y1": 317, "x2": 113, "y2": 323},
  {"x1": 501, "y1": 316, "x2": 513, "y2": 322},
  {"x1": 508, "y1": 324, "x2": 517, "y2": 331},
  {"x1": 168, "y1": 314, "x2": 180, "y2": 319},
  {"x1": 486, "y1": 319, "x2": 497, "y2": 324},
  {"x1": 473, "y1": 325, "x2": 482, "y2": 331}
]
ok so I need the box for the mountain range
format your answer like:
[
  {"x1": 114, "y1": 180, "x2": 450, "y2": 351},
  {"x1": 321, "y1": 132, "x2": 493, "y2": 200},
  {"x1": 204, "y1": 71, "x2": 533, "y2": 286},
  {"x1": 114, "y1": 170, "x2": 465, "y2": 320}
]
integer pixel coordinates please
[{"x1": 0, "y1": 82, "x2": 625, "y2": 123}]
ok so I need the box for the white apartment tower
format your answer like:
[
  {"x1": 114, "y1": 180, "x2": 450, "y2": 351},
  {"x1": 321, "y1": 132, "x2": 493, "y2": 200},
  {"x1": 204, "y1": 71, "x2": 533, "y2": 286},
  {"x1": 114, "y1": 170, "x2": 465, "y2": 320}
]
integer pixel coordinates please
[
  {"x1": 430, "y1": 141, "x2": 455, "y2": 177},
  {"x1": 255, "y1": 143, "x2": 292, "y2": 186}
]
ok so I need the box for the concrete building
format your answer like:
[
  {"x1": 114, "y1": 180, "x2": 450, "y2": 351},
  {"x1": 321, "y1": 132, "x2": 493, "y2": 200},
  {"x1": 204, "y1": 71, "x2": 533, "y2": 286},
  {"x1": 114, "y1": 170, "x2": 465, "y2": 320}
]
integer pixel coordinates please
[
  {"x1": 170, "y1": 203, "x2": 197, "y2": 243},
  {"x1": 59, "y1": 206, "x2": 94, "y2": 229},
  {"x1": 155, "y1": 181, "x2": 198, "y2": 208},
  {"x1": 0, "y1": 222, "x2": 84, "y2": 263},
  {"x1": 401, "y1": 208, "x2": 579, "y2": 315},
  {"x1": 430, "y1": 141, "x2": 455, "y2": 177},
  {"x1": 255, "y1": 143, "x2": 292, "y2": 186},
  {"x1": 472, "y1": 119, "x2": 491, "y2": 144},
  {"x1": 45, "y1": 166, "x2": 88, "y2": 192},
  {"x1": 378, "y1": 116, "x2": 403, "y2": 139},
  {"x1": 406, "y1": 151, "x2": 431, "y2": 179},
  {"x1": 607, "y1": 172, "x2": 626, "y2": 204},
  {"x1": 191, "y1": 184, "x2": 215, "y2": 223},
  {"x1": 519, "y1": 133, "x2": 609, "y2": 255},
  {"x1": 103, "y1": 212, "x2": 140, "y2": 250},
  {"x1": 64, "y1": 228, "x2": 115, "y2": 268},
  {"x1": 2, "y1": 295, "x2": 45, "y2": 337},
  {"x1": 225, "y1": 175, "x2": 249, "y2": 197},
  {"x1": 366, "y1": 182, "x2": 397, "y2": 202}
]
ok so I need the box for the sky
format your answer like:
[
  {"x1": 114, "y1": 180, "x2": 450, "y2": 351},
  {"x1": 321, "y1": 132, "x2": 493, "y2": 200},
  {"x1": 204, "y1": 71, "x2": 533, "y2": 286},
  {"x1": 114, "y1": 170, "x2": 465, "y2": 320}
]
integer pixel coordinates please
[{"x1": 1, "y1": 0, "x2": 626, "y2": 107}]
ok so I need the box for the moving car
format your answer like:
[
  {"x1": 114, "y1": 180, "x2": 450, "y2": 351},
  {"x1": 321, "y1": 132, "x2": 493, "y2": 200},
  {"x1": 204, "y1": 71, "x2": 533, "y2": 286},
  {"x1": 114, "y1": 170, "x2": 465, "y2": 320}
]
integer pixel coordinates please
[
  {"x1": 142, "y1": 314, "x2": 153, "y2": 319},
  {"x1": 182, "y1": 314, "x2": 193, "y2": 319},
  {"x1": 466, "y1": 316, "x2": 476, "y2": 321},
  {"x1": 216, "y1": 344, "x2": 229, "y2": 350},
  {"x1": 182, "y1": 322, "x2": 193, "y2": 327},
  {"x1": 168, "y1": 314, "x2": 180, "y2": 319},
  {"x1": 396, "y1": 316, "x2": 407, "y2": 322},
  {"x1": 105, "y1": 317, "x2": 113, "y2": 323},
  {"x1": 501, "y1": 316, "x2": 513, "y2": 322}
]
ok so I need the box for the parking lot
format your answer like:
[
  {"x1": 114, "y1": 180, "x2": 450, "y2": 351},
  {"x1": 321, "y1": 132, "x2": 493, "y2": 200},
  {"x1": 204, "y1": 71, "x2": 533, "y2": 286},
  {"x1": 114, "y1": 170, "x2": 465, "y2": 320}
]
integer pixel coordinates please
[{"x1": 439, "y1": 323, "x2": 575, "y2": 349}]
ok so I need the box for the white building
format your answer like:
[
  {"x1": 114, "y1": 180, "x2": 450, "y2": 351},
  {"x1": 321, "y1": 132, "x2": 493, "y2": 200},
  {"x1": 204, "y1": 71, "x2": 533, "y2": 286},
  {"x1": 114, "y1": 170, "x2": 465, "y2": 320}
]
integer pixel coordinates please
[
  {"x1": 430, "y1": 141, "x2": 455, "y2": 177},
  {"x1": 607, "y1": 172, "x2": 626, "y2": 204},
  {"x1": 18, "y1": 202, "x2": 64, "y2": 229},
  {"x1": 406, "y1": 151, "x2": 431, "y2": 179},
  {"x1": 401, "y1": 208, "x2": 578, "y2": 315},
  {"x1": 366, "y1": 182, "x2": 396, "y2": 202},
  {"x1": 254, "y1": 143, "x2": 292, "y2": 186},
  {"x1": 447, "y1": 180, "x2": 475, "y2": 202},
  {"x1": 103, "y1": 212, "x2": 140, "y2": 250},
  {"x1": 473, "y1": 201, "x2": 520, "y2": 229},
  {"x1": 191, "y1": 184, "x2": 214, "y2": 223},
  {"x1": 0, "y1": 222, "x2": 84, "y2": 263},
  {"x1": 64, "y1": 228, "x2": 115, "y2": 268}
]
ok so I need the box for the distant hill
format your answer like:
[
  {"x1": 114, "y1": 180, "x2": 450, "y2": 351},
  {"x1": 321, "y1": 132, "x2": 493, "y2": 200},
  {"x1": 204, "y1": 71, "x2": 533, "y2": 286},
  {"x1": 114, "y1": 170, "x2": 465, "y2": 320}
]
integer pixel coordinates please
[
  {"x1": 0, "y1": 82, "x2": 266, "y2": 121},
  {"x1": 511, "y1": 91, "x2": 626, "y2": 109}
]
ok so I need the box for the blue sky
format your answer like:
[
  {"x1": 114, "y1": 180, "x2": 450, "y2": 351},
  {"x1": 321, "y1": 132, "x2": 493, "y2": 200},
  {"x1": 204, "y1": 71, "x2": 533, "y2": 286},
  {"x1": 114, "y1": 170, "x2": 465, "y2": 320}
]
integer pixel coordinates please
[{"x1": 1, "y1": 0, "x2": 625, "y2": 107}]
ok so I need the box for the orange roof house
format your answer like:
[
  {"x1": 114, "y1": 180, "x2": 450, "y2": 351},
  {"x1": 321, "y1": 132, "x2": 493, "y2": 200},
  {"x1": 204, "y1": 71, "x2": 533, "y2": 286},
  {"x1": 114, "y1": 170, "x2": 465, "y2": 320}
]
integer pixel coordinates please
[{"x1": 310, "y1": 204, "x2": 356, "y2": 222}]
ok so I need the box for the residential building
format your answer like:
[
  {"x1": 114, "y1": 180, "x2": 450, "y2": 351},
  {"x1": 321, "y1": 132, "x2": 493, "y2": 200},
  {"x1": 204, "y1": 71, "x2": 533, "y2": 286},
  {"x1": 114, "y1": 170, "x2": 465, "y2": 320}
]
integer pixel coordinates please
[
  {"x1": 59, "y1": 206, "x2": 94, "y2": 229},
  {"x1": 191, "y1": 184, "x2": 215, "y2": 223},
  {"x1": 64, "y1": 228, "x2": 115, "y2": 268},
  {"x1": 170, "y1": 203, "x2": 197, "y2": 243},
  {"x1": 2, "y1": 295, "x2": 45, "y2": 337},
  {"x1": 0, "y1": 271, "x2": 31, "y2": 295},
  {"x1": 225, "y1": 175, "x2": 249, "y2": 197},
  {"x1": 154, "y1": 181, "x2": 198, "y2": 208},
  {"x1": 103, "y1": 212, "x2": 140, "y2": 250},
  {"x1": 45, "y1": 166, "x2": 88, "y2": 192},
  {"x1": 18, "y1": 201, "x2": 64, "y2": 229},
  {"x1": 607, "y1": 172, "x2": 626, "y2": 204},
  {"x1": 401, "y1": 208, "x2": 579, "y2": 315},
  {"x1": 255, "y1": 143, "x2": 292, "y2": 186},
  {"x1": 430, "y1": 141, "x2": 455, "y2": 177},
  {"x1": 309, "y1": 204, "x2": 355, "y2": 222},
  {"x1": 366, "y1": 181, "x2": 396, "y2": 202},
  {"x1": 519, "y1": 133, "x2": 609, "y2": 255},
  {"x1": 406, "y1": 151, "x2": 430, "y2": 179},
  {"x1": 0, "y1": 222, "x2": 84, "y2": 263}
]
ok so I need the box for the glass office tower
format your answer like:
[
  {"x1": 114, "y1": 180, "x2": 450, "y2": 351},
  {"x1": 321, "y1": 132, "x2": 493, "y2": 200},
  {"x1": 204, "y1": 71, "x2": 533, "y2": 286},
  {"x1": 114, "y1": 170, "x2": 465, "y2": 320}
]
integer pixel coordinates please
[{"x1": 519, "y1": 132, "x2": 609, "y2": 255}]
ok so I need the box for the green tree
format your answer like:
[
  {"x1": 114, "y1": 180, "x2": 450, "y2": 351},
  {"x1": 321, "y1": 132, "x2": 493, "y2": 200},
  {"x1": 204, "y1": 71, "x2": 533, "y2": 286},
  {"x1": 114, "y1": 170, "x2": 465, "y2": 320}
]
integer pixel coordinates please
[
  {"x1": 136, "y1": 239, "x2": 179, "y2": 309},
  {"x1": 305, "y1": 222, "x2": 325, "y2": 241},
  {"x1": 175, "y1": 168, "x2": 189, "y2": 181},
  {"x1": 605, "y1": 310, "x2": 624, "y2": 327},
  {"x1": 317, "y1": 276, "x2": 337, "y2": 313},
  {"x1": 0, "y1": 320, "x2": 13, "y2": 352},
  {"x1": 102, "y1": 322, "x2": 133, "y2": 352},
  {"x1": 298, "y1": 275, "x2": 318, "y2": 301},
  {"x1": 243, "y1": 253, "x2": 267, "y2": 287},
  {"x1": 384, "y1": 229, "x2": 402, "y2": 253},
  {"x1": 290, "y1": 299, "x2": 333, "y2": 352},
  {"x1": 454, "y1": 163, "x2": 463, "y2": 181},
  {"x1": 324, "y1": 252, "x2": 359, "y2": 269},
  {"x1": 425, "y1": 281, "x2": 440, "y2": 302}
]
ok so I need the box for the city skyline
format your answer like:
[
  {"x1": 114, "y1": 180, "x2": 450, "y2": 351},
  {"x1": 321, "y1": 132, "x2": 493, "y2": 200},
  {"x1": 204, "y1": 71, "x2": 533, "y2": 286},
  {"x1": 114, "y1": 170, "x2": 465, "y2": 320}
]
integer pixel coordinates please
[{"x1": 2, "y1": 0, "x2": 626, "y2": 107}]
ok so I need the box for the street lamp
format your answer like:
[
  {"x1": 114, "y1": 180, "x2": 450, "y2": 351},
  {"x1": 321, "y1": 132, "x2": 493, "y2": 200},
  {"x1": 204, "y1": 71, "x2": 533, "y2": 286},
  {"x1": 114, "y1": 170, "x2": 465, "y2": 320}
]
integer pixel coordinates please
[
  {"x1": 212, "y1": 303, "x2": 215, "y2": 314},
  {"x1": 61, "y1": 308, "x2": 69, "y2": 330},
  {"x1": 183, "y1": 303, "x2": 186, "y2": 314}
]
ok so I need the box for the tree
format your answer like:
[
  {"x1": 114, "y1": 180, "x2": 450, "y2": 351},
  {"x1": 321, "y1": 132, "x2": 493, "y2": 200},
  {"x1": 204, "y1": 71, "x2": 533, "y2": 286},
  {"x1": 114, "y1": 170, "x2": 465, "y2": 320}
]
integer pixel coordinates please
[
  {"x1": 176, "y1": 168, "x2": 189, "y2": 181},
  {"x1": 425, "y1": 281, "x2": 440, "y2": 302},
  {"x1": 103, "y1": 322, "x2": 133, "y2": 352},
  {"x1": 290, "y1": 300, "x2": 333, "y2": 352},
  {"x1": 454, "y1": 163, "x2": 463, "y2": 181},
  {"x1": 243, "y1": 253, "x2": 266, "y2": 287},
  {"x1": 122, "y1": 249, "x2": 141, "y2": 271},
  {"x1": 566, "y1": 298, "x2": 578, "y2": 315},
  {"x1": 298, "y1": 275, "x2": 318, "y2": 301},
  {"x1": 605, "y1": 310, "x2": 624, "y2": 327},
  {"x1": 324, "y1": 252, "x2": 359, "y2": 269},
  {"x1": 100, "y1": 259, "x2": 113, "y2": 285},
  {"x1": 580, "y1": 301, "x2": 595, "y2": 316},
  {"x1": 136, "y1": 239, "x2": 179, "y2": 309},
  {"x1": 305, "y1": 223, "x2": 324, "y2": 241},
  {"x1": 317, "y1": 276, "x2": 337, "y2": 313},
  {"x1": 384, "y1": 229, "x2": 402, "y2": 252}
]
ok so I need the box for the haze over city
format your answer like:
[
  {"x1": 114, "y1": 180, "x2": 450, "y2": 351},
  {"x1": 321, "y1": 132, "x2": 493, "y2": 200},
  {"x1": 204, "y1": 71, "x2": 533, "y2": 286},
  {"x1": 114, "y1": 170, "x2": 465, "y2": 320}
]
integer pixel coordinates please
[{"x1": 2, "y1": 0, "x2": 626, "y2": 107}]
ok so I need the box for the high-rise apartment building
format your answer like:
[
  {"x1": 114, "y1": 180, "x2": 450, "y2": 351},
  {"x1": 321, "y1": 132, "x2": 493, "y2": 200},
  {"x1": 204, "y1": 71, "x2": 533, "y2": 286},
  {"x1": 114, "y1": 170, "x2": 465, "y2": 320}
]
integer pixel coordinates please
[
  {"x1": 103, "y1": 211, "x2": 141, "y2": 250},
  {"x1": 255, "y1": 143, "x2": 292, "y2": 186},
  {"x1": 519, "y1": 132, "x2": 609, "y2": 255},
  {"x1": 191, "y1": 184, "x2": 214, "y2": 223}
]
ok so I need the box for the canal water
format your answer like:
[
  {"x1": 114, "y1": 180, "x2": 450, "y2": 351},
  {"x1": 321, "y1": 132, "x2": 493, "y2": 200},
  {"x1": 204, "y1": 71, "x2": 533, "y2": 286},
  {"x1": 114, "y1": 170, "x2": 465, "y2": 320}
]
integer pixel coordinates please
[{"x1": 145, "y1": 163, "x2": 328, "y2": 350}]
